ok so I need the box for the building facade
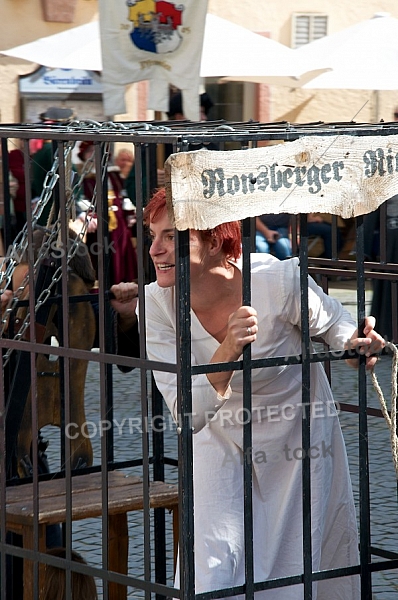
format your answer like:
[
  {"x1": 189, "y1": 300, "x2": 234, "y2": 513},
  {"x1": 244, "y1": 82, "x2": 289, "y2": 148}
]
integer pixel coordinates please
[{"x1": 0, "y1": 0, "x2": 398, "y2": 126}]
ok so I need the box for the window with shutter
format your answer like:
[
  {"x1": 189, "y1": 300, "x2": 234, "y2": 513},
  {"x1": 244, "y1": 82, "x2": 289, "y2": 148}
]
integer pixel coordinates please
[{"x1": 292, "y1": 14, "x2": 328, "y2": 48}]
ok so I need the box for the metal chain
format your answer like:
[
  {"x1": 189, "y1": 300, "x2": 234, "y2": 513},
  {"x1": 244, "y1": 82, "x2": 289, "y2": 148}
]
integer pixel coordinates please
[
  {"x1": 0, "y1": 131, "x2": 112, "y2": 363},
  {"x1": 0, "y1": 142, "x2": 73, "y2": 331},
  {"x1": 0, "y1": 118, "x2": 172, "y2": 358}
]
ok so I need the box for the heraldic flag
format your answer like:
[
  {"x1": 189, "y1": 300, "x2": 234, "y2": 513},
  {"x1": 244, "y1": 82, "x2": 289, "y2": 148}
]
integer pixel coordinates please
[{"x1": 98, "y1": 0, "x2": 209, "y2": 119}]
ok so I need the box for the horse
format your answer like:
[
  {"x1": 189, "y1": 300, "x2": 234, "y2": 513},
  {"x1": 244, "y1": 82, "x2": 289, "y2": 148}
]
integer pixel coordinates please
[{"x1": 6, "y1": 228, "x2": 97, "y2": 478}]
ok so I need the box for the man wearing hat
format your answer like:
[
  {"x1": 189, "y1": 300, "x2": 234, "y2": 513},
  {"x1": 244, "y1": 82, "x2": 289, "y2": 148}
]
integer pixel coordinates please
[
  {"x1": 31, "y1": 107, "x2": 76, "y2": 226},
  {"x1": 167, "y1": 91, "x2": 214, "y2": 121}
]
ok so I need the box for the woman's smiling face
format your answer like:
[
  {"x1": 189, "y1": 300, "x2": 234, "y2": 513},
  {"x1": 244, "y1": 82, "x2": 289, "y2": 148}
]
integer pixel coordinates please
[{"x1": 149, "y1": 210, "x2": 207, "y2": 288}]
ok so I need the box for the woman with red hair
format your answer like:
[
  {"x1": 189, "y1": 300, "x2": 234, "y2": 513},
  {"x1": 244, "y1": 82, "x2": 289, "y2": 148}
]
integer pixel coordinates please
[
  {"x1": 144, "y1": 187, "x2": 242, "y2": 263},
  {"x1": 136, "y1": 187, "x2": 383, "y2": 599}
]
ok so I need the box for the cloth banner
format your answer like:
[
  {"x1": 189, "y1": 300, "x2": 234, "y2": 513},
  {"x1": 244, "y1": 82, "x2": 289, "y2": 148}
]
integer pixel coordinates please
[
  {"x1": 165, "y1": 134, "x2": 398, "y2": 230},
  {"x1": 98, "y1": 0, "x2": 208, "y2": 118}
]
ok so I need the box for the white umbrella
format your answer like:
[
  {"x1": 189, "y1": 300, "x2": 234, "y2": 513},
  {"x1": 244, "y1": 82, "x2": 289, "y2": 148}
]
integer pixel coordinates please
[
  {"x1": 0, "y1": 14, "x2": 330, "y2": 84},
  {"x1": 298, "y1": 13, "x2": 398, "y2": 90},
  {"x1": 0, "y1": 21, "x2": 102, "y2": 71},
  {"x1": 200, "y1": 14, "x2": 330, "y2": 84}
]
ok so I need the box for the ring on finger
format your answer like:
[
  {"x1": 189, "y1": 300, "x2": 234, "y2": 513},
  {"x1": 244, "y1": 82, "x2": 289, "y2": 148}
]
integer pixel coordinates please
[{"x1": 247, "y1": 326, "x2": 252, "y2": 335}]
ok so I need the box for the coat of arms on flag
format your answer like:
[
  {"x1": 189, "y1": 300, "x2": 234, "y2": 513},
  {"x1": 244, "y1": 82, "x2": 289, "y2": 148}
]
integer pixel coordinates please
[
  {"x1": 127, "y1": 1, "x2": 184, "y2": 54},
  {"x1": 99, "y1": 0, "x2": 208, "y2": 119}
]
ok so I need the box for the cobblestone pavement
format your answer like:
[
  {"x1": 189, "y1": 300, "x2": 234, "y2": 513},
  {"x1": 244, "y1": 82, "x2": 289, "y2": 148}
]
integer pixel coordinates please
[
  {"x1": 42, "y1": 280, "x2": 398, "y2": 599},
  {"x1": 329, "y1": 281, "x2": 398, "y2": 599}
]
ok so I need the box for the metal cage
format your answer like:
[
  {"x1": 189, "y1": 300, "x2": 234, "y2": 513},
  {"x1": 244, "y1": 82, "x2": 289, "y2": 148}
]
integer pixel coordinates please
[{"x1": 0, "y1": 118, "x2": 397, "y2": 599}]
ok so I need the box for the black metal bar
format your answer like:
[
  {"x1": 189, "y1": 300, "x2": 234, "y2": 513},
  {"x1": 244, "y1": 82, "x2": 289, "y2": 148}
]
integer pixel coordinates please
[
  {"x1": 291, "y1": 214, "x2": 299, "y2": 255},
  {"x1": 241, "y1": 217, "x2": 254, "y2": 600},
  {"x1": 379, "y1": 202, "x2": 387, "y2": 263},
  {"x1": 355, "y1": 215, "x2": 372, "y2": 599},
  {"x1": 299, "y1": 214, "x2": 313, "y2": 599},
  {"x1": 57, "y1": 141, "x2": 74, "y2": 600},
  {"x1": 175, "y1": 227, "x2": 195, "y2": 600},
  {"x1": 391, "y1": 281, "x2": 397, "y2": 342},
  {"x1": 93, "y1": 141, "x2": 111, "y2": 600},
  {"x1": 153, "y1": 381, "x2": 167, "y2": 600},
  {"x1": 331, "y1": 214, "x2": 339, "y2": 260}
]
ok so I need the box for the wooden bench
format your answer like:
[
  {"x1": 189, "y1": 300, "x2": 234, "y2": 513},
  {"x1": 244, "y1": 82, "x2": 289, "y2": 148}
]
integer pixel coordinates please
[{"x1": 5, "y1": 471, "x2": 179, "y2": 600}]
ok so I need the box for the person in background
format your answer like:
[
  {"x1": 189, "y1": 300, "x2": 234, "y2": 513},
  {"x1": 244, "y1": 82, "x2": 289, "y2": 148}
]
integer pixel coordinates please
[
  {"x1": 42, "y1": 548, "x2": 98, "y2": 600},
  {"x1": 8, "y1": 145, "x2": 27, "y2": 237},
  {"x1": 166, "y1": 90, "x2": 216, "y2": 153},
  {"x1": 367, "y1": 193, "x2": 398, "y2": 342},
  {"x1": 363, "y1": 107, "x2": 398, "y2": 342},
  {"x1": 255, "y1": 213, "x2": 292, "y2": 259},
  {"x1": 114, "y1": 147, "x2": 134, "y2": 181},
  {"x1": 167, "y1": 90, "x2": 214, "y2": 121},
  {"x1": 77, "y1": 141, "x2": 137, "y2": 286},
  {"x1": 31, "y1": 137, "x2": 53, "y2": 227},
  {"x1": 113, "y1": 147, "x2": 137, "y2": 235},
  {"x1": 307, "y1": 213, "x2": 344, "y2": 259},
  {"x1": 31, "y1": 107, "x2": 76, "y2": 227},
  {"x1": 125, "y1": 90, "x2": 214, "y2": 210},
  {"x1": 0, "y1": 146, "x2": 19, "y2": 254}
]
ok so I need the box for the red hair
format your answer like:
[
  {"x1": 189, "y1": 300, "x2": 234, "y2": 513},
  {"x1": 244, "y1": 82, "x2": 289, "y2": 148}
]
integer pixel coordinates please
[
  {"x1": 144, "y1": 188, "x2": 242, "y2": 261},
  {"x1": 143, "y1": 188, "x2": 168, "y2": 224}
]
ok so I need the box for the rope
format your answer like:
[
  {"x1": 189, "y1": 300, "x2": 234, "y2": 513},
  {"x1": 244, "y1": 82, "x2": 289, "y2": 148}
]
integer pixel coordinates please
[{"x1": 371, "y1": 341, "x2": 398, "y2": 479}]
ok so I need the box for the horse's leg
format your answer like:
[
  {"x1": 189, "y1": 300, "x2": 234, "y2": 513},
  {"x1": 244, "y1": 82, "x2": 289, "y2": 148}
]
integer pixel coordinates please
[
  {"x1": 16, "y1": 252, "x2": 97, "y2": 476},
  {"x1": 68, "y1": 357, "x2": 94, "y2": 469},
  {"x1": 17, "y1": 352, "x2": 59, "y2": 478}
]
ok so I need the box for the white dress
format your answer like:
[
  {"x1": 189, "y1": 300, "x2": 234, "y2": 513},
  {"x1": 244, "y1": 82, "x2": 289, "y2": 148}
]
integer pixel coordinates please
[{"x1": 144, "y1": 254, "x2": 360, "y2": 599}]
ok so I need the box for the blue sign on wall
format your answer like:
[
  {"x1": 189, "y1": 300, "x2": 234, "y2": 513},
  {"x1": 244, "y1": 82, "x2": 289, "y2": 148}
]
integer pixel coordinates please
[{"x1": 20, "y1": 67, "x2": 103, "y2": 94}]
